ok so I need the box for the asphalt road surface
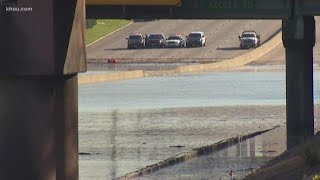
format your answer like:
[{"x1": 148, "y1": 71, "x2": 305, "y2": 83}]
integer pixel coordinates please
[{"x1": 87, "y1": 19, "x2": 281, "y2": 63}]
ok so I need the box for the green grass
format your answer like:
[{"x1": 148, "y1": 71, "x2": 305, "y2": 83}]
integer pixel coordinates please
[
  {"x1": 86, "y1": 19, "x2": 132, "y2": 45},
  {"x1": 302, "y1": 142, "x2": 320, "y2": 166}
]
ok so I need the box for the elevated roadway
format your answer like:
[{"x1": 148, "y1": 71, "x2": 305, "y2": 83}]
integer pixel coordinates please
[{"x1": 87, "y1": 20, "x2": 281, "y2": 64}]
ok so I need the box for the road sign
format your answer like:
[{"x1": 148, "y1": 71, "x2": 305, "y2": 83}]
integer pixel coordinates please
[
  {"x1": 86, "y1": 0, "x2": 182, "y2": 6},
  {"x1": 295, "y1": 0, "x2": 320, "y2": 15},
  {"x1": 86, "y1": 0, "x2": 292, "y2": 19},
  {"x1": 178, "y1": 0, "x2": 292, "y2": 18}
]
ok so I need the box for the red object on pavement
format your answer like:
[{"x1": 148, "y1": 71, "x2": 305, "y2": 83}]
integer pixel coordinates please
[{"x1": 107, "y1": 58, "x2": 117, "y2": 63}]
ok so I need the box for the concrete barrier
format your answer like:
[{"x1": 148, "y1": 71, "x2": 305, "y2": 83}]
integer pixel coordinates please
[
  {"x1": 80, "y1": 31, "x2": 282, "y2": 84},
  {"x1": 117, "y1": 126, "x2": 280, "y2": 180},
  {"x1": 145, "y1": 31, "x2": 282, "y2": 77},
  {"x1": 78, "y1": 70, "x2": 145, "y2": 85}
]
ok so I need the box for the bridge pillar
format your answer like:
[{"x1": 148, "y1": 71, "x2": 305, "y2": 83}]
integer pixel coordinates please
[
  {"x1": 0, "y1": 0, "x2": 86, "y2": 179},
  {"x1": 282, "y1": 16, "x2": 315, "y2": 149}
]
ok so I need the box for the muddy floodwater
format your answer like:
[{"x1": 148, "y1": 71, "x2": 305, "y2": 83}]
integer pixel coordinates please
[{"x1": 78, "y1": 70, "x2": 320, "y2": 179}]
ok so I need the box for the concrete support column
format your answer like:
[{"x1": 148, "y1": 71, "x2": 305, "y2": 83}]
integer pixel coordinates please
[
  {"x1": 0, "y1": 0, "x2": 86, "y2": 179},
  {"x1": 282, "y1": 16, "x2": 315, "y2": 148},
  {"x1": 0, "y1": 75, "x2": 78, "y2": 180}
]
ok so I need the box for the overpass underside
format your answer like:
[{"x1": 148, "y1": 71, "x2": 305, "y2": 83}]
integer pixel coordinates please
[{"x1": 0, "y1": 0, "x2": 318, "y2": 179}]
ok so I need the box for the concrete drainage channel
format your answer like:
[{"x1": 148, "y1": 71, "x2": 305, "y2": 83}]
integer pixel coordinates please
[{"x1": 117, "y1": 126, "x2": 280, "y2": 180}]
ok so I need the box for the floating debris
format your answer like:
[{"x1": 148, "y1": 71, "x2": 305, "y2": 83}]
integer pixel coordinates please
[{"x1": 169, "y1": 145, "x2": 185, "y2": 148}]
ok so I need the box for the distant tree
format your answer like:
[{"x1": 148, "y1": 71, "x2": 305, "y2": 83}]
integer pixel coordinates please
[{"x1": 86, "y1": 19, "x2": 97, "y2": 29}]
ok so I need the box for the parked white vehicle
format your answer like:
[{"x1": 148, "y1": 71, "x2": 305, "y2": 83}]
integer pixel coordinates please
[
  {"x1": 238, "y1": 31, "x2": 261, "y2": 49},
  {"x1": 165, "y1": 34, "x2": 185, "y2": 48},
  {"x1": 186, "y1": 31, "x2": 206, "y2": 47}
]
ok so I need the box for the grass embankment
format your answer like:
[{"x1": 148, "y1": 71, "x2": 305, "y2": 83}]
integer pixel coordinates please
[
  {"x1": 86, "y1": 19, "x2": 132, "y2": 45},
  {"x1": 245, "y1": 134, "x2": 320, "y2": 180}
]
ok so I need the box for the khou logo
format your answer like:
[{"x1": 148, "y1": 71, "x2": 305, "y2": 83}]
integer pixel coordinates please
[{"x1": 0, "y1": 0, "x2": 17, "y2": 13}]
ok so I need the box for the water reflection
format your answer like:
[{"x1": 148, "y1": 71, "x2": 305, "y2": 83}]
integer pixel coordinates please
[
  {"x1": 79, "y1": 106, "x2": 286, "y2": 179},
  {"x1": 139, "y1": 127, "x2": 286, "y2": 179},
  {"x1": 110, "y1": 110, "x2": 118, "y2": 179},
  {"x1": 136, "y1": 111, "x2": 143, "y2": 168}
]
